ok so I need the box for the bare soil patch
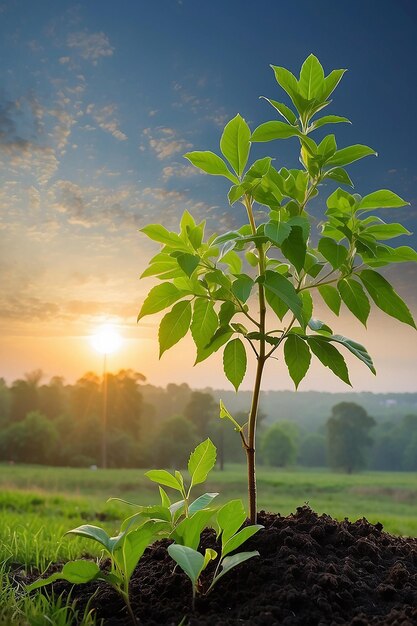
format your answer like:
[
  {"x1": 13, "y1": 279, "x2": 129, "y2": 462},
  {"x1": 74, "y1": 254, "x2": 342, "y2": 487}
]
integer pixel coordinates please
[{"x1": 27, "y1": 506, "x2": 417, "y2": 625}]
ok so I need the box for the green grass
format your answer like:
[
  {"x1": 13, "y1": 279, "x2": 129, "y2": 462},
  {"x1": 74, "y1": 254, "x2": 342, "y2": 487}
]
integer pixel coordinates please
[
  {"x1": 1, "y1": 463, "x2": 417, "y2": 552},
  {"x1": 1, "y1": 463, "x2": 416, "y2": 624}
]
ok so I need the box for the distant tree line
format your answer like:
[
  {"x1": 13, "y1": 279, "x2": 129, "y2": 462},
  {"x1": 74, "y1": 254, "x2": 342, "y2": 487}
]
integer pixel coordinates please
[{"x1": 0, "y1": 371, "x2": 416, "y2": 472}]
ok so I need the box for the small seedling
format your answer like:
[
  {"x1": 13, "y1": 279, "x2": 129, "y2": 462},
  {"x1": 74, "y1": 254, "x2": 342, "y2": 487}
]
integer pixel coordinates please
[
  {"x1": 108, "y1": 439, "x2": 219, "y2": 542},
  {"x1": 145, "y1": 438, "x2": 218, "y2": 519},
  {"x1": 27, "y1": 519, "x2": 165, "y2": 625},
  {"x1": 168, "y1": 498, "x2": 262, "y2": 608}
]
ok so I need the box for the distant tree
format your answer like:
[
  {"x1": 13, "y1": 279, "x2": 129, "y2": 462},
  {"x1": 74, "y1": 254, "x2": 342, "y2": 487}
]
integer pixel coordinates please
[
  {"x1": 39, "y1": 376, "x2": 68, "y2": 420},
  {"x1": 0, "y1": 411, "x2": 58, "y2": 464},
  {"x1": 70, "y1": 372, "x2": 101, "y2": 421},
  {"x1": 400, "y1": 415, "x2": 417, "y2": 471},
  {"x1": 10, "y1": 369, "x2": 43, "y2": 421},
  {"x1": 402, "y1": 433, "x2": 417, "y2": 471},
  {"x1": 184, "y1": 391, "x2": 217, "y2": 437},
  {"x1": 261, "y1": 423, "x2": 297, "y2": 467},
  {"x1": 153, "y1": 416, "x2": 198, "y2": 468},
  {"x1": 166, "y1": 383, "x2": 192, "y2": 416},
  {"x1": 326, "y1": 402, "x2": 375, "y2": 473},
  {"x1": 298, "y1": 433, "x2": 327, "y2": 467},
  {"x1": 0, "y1": 378, "x2": 11, "y2": 424},
  {"x1": 371, "y1": 427, "x2": 403, "y2": 471},
  {"x1": 106, "y1": 430, "x2": 146, "y2": 468},
  {"x1": 106, "y1": 369, "x2": 146, "y2": 438}
]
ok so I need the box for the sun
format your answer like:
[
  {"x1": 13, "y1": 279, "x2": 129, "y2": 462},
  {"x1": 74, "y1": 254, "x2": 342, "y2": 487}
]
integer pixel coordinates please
[{"x1": 91, "y1": 324, "x2": 122, "y2": 355}]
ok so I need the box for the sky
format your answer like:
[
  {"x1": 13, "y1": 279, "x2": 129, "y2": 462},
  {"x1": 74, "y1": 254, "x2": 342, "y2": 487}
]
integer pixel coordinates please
[{"x1": 0, "y1": 0, "x2": 416, "y2": 392}]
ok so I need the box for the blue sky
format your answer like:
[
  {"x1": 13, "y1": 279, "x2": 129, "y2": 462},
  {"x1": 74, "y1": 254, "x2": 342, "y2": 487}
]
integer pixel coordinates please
[{"x1": 0, "y1": 0, "x2": 416, "y2": 391}]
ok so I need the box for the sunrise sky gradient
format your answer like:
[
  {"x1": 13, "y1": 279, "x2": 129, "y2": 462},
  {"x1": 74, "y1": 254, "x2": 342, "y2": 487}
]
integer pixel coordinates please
[{"x1": 1, "y1": 0, "x2": 416, "y2": 392}]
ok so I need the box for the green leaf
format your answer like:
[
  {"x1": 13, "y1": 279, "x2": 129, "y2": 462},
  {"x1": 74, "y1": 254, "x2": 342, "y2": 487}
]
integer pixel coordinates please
[
  {"x1": 231, "y1": 274, "x2": 254, "y2": 303},
  {"x1": 65, "y1": 525, "x2": 112, "y2": 552},
  {"x1": 141, "y1": 260, "x2": 179, "y2": 279},
  {"x1": 364, "y1": 223, "x2": 411, "y2": 240},
  {"x1": 220, "y1": 114, "x2": 251, "y2": 176},
  {"x1": 205, "y1": 269, "x2": 232, "y2": 290},
  {"x1": 245, "y1": 250, "x2": 259, "y2": 267},
  {"x1": 217, "y1": 499, "x2": 247, "y2": 545},
  {"x1": 190, "y1": 298, "x2": 218, "y2": 353},
  {"x1": 338, "y1": 278, "x2": 370, "y2": 326},
  {"x1": 251, "y1": 121, "x2": 300, "y2": 142},
  {"x1": 358, "y1": 190, "x2": 409, "y2": 211},
  {"x1": 318, "y1": 285, "x2": 341, "y2": 315},
  {"x1": 212, "y1": 231, "x2": 242, "y2": 245},
  {"x1": 171, "y1": 509, "x2": 215, "y2": 551},
  {"x1": 264, "y1": 220, "x2": 292, "y2": 246},
  {"x1": 359, "y1": 269, "x2": 416, "y2": 328},
  {"x1": 318, "y1": 134, "x2": 337, "y2": 159},
  {"x1": 210, "y1": 552, "x2": 259, "y2": 589},
  {"x1": 203, "y1": 547, "x2": 218, "y2": 570},
  {"x1": 189, "y1": 492, "x2": 219, "y2": 515},
  {"x1": 271, "y1": 64, "x2": 308, "y2": 113},
  {"x1": 363, "y1": 245, "x2": 417, "y2": 265},
  {"x1": 288, "y1": 215, "x2": 310, "y2": 241},
  {"x1": 324, "y1": 167, "x2": 354, "y2": 187},
  {"x1": 223, "y1": 338, "x2": 247, "y2": 391},
  {"x1": 299, "y1": 54, "x2": 324, "y2": 100},
  {"x1": 300, "y1": 290, "x2": 313, "y2": 327},
  {"x1": 195, "y1": 326, "x2": 233, "y2": 364},
  {"x1": 158, "y1": 300, "x2": 192, "y2": 357},
  {"x1": 326, "y1": 187, "x2": 356, "y2": 214},
  {"x1": 26, "y1": 560, "x2": 100, "y2": 591},
  {"x1": 318, "y1": 237, "x2": 348, "y2": 270},
  {"x1": 176, "y1": 253, "x2": 200, "y2": 277},
  {"x1": 218, "y1": 301, "x2": 236, "y2": 327},
  {"x1": 310, "y1": 115, "x2": 350, "y2": 131},
  {"x1": 138, "y1": 283, "x2": 184, "y2": 320},
  {"x1": 167, "y1": 544, "x2": 204, "y2": 589},
  {"x1": 221, "y1": 250, "x2": 242, "y2": 274},
  {"x1": 263, "y1": 271, "x2": 304, "y2": 325},
  {"x1": 188, "y1": 438, "x2": 217, "y2": 488},
  {"x1": 228, "y1": 184, "x2": 246, "y2": 204},
  {"x1": 184, "y1": 151, "x2": 239, "y2": 184},
  {"x1": 326, "y1": 144, "x2": 377, "y2": 167},
  {"x1": 260, "y1": 97, "x2": 297, "y2": 125},
  {"x1": 159, "y1": 487, "x2": 171, "y2": 508},
  {"x1": 222, "y1": 525, "x2": 263, "y2": 558},
  {"x1": 326, "y1": 334, "x2": 376, "y2": 374},
  {"x1": 284, "y1": 334, "x2": 311, "y2": 388},
  {"x1": 321, "y1": 69, "x2": 346, "y2": 100},
  {"x1": 120, "y1": 522, "x2": 158, "y2": 581},
  {"x1": 281, "y1": 226, "x2": 307, "y2": 273},
  {"x1": 140, "y1": 224, "x2": 188, "y2": 249},
  {"x1": 308, "y1": 318, "x2": 333, "y2": 333},
  {"x1": 243, "y1": 157, "x2": 273, "y2": 184},
  {"x1": 145, "y1": 470, "x2": 184, "y2": 492},
  {"x1": 306, "y1": 336, "x2": 351, "y2": 385}
]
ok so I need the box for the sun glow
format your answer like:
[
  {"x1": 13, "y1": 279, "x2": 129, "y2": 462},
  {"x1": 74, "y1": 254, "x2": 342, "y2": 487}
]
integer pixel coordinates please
[{"x1": 91, "y1": 324, "x2": 123, "y2": 355}]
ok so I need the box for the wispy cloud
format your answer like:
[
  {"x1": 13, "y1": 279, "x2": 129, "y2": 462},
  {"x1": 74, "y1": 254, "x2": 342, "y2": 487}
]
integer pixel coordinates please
[
  {"x1": 86, "y1": 103, "x2": 127, "y2": 141},
  {"x1": 67, "y1": 31, "x2": 114, "y2": 65},
  {"x1": 143, "y1": 127, "x2": 192, "y2": 160},
  {"x1": 162, "y1": 163, "x2": 201, "y2": 181}
]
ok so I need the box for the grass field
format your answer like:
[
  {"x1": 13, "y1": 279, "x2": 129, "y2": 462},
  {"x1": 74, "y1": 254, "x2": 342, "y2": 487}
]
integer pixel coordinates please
[{"x1": 1, "y1": 463, "x2": 417, "y2": 624}]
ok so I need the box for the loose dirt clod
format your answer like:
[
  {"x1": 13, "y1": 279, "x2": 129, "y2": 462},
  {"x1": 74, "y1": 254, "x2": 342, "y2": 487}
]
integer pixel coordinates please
[{"x1": 37, "y1": 507, "x2": 417, "y2": 625}]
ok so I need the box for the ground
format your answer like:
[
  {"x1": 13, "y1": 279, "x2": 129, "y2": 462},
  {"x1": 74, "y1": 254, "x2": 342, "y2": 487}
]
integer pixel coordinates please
[{"x1": 22, "y1": 507, "x2": 417, "y2": 625}]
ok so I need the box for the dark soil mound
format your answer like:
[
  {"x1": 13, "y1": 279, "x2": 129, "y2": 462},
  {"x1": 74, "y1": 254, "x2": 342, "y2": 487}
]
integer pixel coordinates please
[{"x1": 32, "y1": 507, "x2": 417, "y2": 625}]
